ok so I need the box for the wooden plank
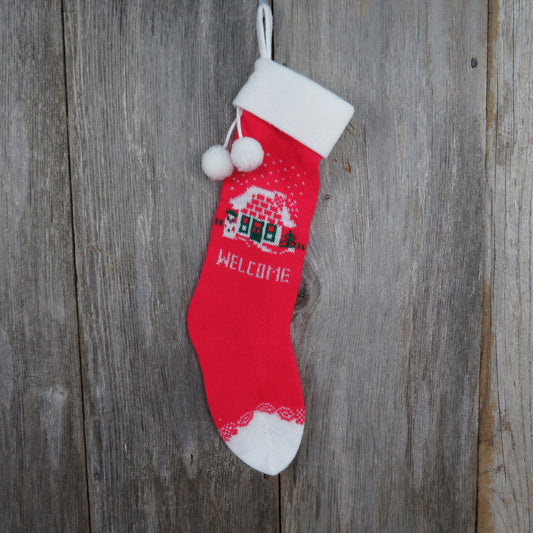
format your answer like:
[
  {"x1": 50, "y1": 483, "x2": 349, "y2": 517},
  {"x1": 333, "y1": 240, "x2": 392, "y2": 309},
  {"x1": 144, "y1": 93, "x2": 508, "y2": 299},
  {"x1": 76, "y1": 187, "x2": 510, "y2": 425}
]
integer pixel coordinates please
[
  {"x1": 63, "y1": 1, "x2": 279, "y2": 531},
  {"x1": 478, "y1": 0, "x2": 533, "y2": 530},
  {"x1": 276, "y1": 0, "x2": 486, "y2": 531},
  {"x1": 0, "y1": 1, "x2": 89, "y2": 531}
]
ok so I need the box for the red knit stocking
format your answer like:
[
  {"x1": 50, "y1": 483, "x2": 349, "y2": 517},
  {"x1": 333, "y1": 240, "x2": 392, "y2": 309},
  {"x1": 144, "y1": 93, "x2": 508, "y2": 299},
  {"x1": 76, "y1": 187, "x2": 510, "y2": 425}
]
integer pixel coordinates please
[{"x1": 188, "y1": 111, "x2": 322, "y2": 474}]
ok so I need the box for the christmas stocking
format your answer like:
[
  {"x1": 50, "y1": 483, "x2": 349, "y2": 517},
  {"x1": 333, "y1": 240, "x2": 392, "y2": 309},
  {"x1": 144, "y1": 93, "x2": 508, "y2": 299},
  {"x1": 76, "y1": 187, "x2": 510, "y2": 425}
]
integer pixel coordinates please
[{"x1": 187, "y1": 4, "x2": 353, "y2": 475}]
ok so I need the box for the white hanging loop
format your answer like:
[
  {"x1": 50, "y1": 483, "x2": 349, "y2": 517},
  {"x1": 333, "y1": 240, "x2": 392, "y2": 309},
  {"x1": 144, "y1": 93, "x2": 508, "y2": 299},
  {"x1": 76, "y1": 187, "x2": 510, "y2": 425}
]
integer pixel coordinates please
[{"x1": 257, "y1": 1, "x2": 273, "y2": 59}]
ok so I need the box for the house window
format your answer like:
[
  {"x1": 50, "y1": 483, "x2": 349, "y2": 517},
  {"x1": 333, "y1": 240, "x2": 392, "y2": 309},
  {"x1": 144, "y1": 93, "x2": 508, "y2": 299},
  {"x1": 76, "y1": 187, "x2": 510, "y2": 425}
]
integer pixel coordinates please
[
  {"x1": 264, "y1": 223, "x2": 277, "y2": 243},
  {"x1": 250, "y1": 219, "x2": 264, "y2": 243},
  {"x1": 239, "y1": 215, "x2": 251, "y2": 235}
]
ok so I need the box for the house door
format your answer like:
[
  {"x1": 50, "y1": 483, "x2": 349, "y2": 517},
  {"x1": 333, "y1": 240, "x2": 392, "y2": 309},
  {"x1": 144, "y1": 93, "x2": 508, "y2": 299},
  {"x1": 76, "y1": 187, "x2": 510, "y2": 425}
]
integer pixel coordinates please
[{"x1": 250, "y1": 218, "x2": 264, "y2": 243}]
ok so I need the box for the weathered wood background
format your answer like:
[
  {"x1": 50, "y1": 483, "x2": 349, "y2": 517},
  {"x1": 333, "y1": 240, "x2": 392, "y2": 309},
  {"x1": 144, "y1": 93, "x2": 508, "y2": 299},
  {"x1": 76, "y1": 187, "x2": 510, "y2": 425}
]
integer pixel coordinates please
[{"x1": 0, "y1": 0, "x2": 531, "y2": 531}]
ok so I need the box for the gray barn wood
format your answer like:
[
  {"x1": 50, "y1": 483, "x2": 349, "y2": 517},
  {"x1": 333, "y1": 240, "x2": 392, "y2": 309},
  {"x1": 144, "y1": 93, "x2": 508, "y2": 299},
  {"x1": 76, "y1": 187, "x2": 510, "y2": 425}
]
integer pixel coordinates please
[
  {"x1": 478, "y1": 0, "x2": 533, "y2": 530},
  {"x1": 0, "y1": 1, "x2": 89, "y2": 531},
  {"x1": 1, "y1": 0, "x2": 532, "y2": 531}
]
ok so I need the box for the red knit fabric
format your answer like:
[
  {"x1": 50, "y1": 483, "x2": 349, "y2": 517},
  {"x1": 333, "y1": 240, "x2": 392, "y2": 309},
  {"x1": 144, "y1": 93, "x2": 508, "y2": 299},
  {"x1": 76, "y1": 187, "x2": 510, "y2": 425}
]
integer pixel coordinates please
[{"x1": 187, "y1": 111, "x2": 322, "y2": 442}]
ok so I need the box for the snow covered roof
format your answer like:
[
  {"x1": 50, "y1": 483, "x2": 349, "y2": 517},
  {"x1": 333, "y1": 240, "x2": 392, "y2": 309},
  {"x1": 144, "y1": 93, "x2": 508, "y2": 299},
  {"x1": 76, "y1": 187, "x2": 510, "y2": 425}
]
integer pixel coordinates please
[{"x1": 229, "y1": 186, "x2": 295, "y2": 228}]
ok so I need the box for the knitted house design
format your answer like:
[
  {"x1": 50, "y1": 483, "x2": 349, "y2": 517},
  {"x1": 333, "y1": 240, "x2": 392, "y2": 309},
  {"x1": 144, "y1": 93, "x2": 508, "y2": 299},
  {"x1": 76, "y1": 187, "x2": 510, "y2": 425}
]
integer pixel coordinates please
[{"x1": 223, "y1": 186, "x2": 297, "y2": 253}]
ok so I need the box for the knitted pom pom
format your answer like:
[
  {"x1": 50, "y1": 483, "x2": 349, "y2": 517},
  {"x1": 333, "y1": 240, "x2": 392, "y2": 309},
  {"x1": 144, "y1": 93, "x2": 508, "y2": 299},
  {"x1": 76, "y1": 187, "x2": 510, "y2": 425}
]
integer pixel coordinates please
[
  {"x1": 202, "y1": 145, "x2": 234, "y2": 180},
  {"x1": 230, "y1": 137, "x2": 264, "y2": 172}
]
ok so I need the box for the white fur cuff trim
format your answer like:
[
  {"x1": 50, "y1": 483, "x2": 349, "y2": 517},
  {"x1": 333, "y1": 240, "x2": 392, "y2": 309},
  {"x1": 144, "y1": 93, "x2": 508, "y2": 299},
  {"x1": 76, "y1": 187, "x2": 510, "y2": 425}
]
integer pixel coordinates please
[{"x1": 233, "y1": 58, "x2": 354, "y2": 158}]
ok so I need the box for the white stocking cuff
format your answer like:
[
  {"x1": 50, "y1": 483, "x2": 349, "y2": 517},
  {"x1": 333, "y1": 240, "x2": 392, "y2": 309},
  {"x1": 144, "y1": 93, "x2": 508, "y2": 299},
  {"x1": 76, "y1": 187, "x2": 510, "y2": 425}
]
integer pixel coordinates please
[{"x1": 233, "y1": 58, "x2": 354, "y2": 158}]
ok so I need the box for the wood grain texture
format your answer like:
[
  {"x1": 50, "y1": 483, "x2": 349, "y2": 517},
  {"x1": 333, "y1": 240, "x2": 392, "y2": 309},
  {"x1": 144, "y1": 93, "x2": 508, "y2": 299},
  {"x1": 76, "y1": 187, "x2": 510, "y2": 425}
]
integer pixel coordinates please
[
  {"x1": 0, "y1": 1, "x2": 89, "y2": 531},
  {"x1": 276, "y1": 0, "x2": 487, "y2": 531},
  {"x1": 4, "y1": 0, "x2": 533, "y2": 531},
  {"x1": 478, "y1": 0, "x2": 533, "y2": 530},
  {"x1": 63, "y1": 1, "x2": 278, "y2": 531}
]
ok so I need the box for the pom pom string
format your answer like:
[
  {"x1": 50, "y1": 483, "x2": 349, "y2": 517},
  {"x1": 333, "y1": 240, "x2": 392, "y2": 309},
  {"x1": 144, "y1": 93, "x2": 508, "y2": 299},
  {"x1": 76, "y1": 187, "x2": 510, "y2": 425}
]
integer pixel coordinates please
[
  {"x1": 236, "y1": 107, "x2": 243, "y2": 139},
  {"x1": 222, "y1": 117, "x2": 237, "y2": 149},
  {"x1": 222, "y1": 107, "x2": 244, "y2": 149}
]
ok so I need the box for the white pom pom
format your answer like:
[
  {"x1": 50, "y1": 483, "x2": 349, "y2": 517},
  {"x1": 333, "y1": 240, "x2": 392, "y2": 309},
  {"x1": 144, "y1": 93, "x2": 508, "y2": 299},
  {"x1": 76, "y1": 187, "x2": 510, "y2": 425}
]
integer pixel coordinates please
[
  {"x1": 230, "y1": 137, "x2": 264, "y2": 172},
  {"x1": 201, "y1": 145, "x2": 234, "y2": 180}
]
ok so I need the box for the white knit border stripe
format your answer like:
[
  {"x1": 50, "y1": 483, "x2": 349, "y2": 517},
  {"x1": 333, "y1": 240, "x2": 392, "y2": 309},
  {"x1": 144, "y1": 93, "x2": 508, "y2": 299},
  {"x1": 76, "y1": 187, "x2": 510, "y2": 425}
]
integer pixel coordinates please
[{"x1": 233, "y1": 58, "x2": 354, "y2": 158}]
